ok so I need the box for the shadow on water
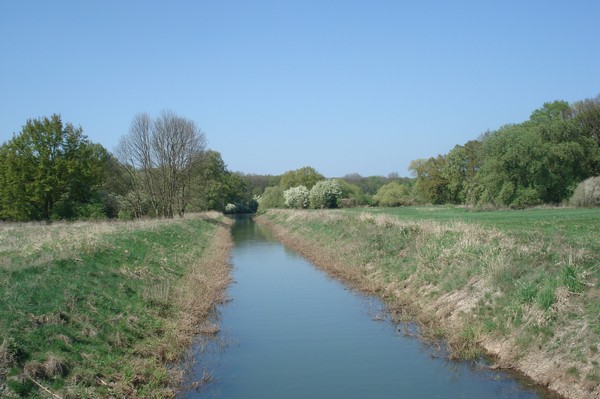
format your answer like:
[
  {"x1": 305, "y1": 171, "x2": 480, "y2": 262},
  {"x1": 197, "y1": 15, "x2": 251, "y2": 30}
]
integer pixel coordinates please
[{"x1": 180, "y1": 215, "x2": 559, "y2": 399}]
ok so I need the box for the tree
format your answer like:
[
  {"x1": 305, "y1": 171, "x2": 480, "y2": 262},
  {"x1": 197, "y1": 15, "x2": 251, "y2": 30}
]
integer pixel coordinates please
[
  {"x1": 238, "y1": 173, "x2": 279, "y2": 198},
  {"x1": 373, "y1": 182, "x2": 412, "y2": 206},
  {"x1": 116, "y1": 111, "x2": 207, "y2": 218},
  {"x1": 532, "y1": 107, "x2": 600, "y2": 203},
  {"x1": 409, "y1": 156, "x2": 449, "y2": 204},
  {"x1": 0, "y1": 115, "x2": 108, "y2": 221},
  {"x1": 473, "y1": 103, "x2": 600, "y2": 207},
  {"x1": 280, "y1": 166, "x2": 325, "y2": 190},
  {"x1": 404, "y1": 97, "x2": 600, "y2": 208},
  {"x1": 476, "y1": 124, "x2": 544, "y2": 206},
  {"x1": 309, "y1": 179, "x2": 342, "y2": 209},
  {"x1": 191, "y1": 150, "x2": 245, "y2": 212},
  {"x1": 341, "y1": 173, "x2": 413, "y2": 198},
  {"x1": 337, "y1": 179, "x2": 370, "y2": 205},
  {"x1": 443, "y1": 140, "x2": 482, "y2": 203},
  {"x1": 257, "y1": 186, "x2": 285, "y2": 213},
  {"x1": 572, "y1": 94, "x2": 600, "y2": 147}
]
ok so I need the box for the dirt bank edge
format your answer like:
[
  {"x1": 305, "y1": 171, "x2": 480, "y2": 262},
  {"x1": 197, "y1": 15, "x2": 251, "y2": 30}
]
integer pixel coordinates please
[{"x1": 171, "y1": 216, "x2": 233, "y2": 392}]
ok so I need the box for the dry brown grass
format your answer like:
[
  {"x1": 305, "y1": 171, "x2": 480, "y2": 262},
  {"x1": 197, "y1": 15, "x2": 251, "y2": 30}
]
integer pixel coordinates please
[
  {"x1": 0, "y1": 338, "x2": 14, "y2": 381},
  {"x1": 162, "y1": 218, "x2": 233, "y2": 390},
  {"x1": 0, "y1": 218, "x2": 178, "y2": 271}
]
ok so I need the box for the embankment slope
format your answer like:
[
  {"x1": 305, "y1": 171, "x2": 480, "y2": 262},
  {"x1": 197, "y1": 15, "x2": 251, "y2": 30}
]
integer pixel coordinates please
[
  {"x1": 0, "y1": 213, "x2": 232, "y2": 398},
  {"x1": 257, "y1": 208, "x2": 600, "y2": 399}
]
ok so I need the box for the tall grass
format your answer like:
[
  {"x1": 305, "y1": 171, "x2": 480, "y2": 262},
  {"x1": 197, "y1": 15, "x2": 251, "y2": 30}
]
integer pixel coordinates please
[
  {"x1": 257, "y1": 207, "x2": 600, "y2": 399},
  {"x1": 0, "y1": 213, "x2": 231, "y2": 398}
]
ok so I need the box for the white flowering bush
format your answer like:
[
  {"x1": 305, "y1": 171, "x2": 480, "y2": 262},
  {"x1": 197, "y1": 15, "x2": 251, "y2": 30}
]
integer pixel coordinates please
[
  {"x1": 569, "y1": 176, "x2": 600, "y2": 207},
  {"x1": 309, "y1": 179, "x2": 342, "y2": 209},
  {"x1": 224, "y1": 203, "x2": 238, "y2": 214},
  {"x1": 284, "y1": 185, "x2": 310, "y2": 209}
]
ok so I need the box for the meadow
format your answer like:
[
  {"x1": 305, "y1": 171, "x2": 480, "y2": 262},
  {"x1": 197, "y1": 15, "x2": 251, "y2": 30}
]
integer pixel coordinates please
[
  {"x1": 258, "y1": 206, "x2": 600, "y2": 399},
  {"x1": 0, "y1": 214, "x2": 231, "y2": 398}
]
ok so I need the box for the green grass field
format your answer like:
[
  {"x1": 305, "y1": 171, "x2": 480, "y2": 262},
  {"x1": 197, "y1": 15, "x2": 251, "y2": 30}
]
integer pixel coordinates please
[
  {"x1": 346, "y1": 205, "x2": 600, "y2": 241},
  {"x1": 259, "y1": 206, "x2": 600, "y2": 398},
  {"x1": 0, "y1": 215, "x2": 230, "y2": 398}
]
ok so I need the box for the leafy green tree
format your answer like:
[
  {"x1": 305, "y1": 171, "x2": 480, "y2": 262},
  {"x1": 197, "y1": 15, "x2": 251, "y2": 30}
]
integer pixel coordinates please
[
  {"x1": 280, "y1": 166, "x2": 325, "y2": 190},
  {"x1": 532, "y1": 107, "x2": 600, "y2": 203},
  {"x1": 192, "y1": 150, "x2": 245, "y2": 211},
  {"x1": 257, "y1": 186, "x2": 285, "y2": 213},
  {"x1": 476, "y1": 124, "x2": 544, "y2": 206},
  {"x1": 373, "y1": 181, "x2": 413, "y2": 206},
  {"x1": 0, "y1": 115, "x2": 108, "y2": 221},
  {"x1": 337, "y1": 179, "x2": 370, "y2": 205},
  {"x1": 409, "y1": 156, "x2": 449, "y2": 204},
  {"x1": 237, "y1": 173, "x2": 279, "y2": 198},
  {"x1": 572, "y1": 94, "x2": 600, "y2": 147},
  {"x1": 443, "y1": 140, "x2": 482, "y2": 204},
  {"x1": 473, "y1": 102, "x2": 600, "y2": 207},
  {"x1": 406, "y1": 98, "x2": 600, "y2": 208}
]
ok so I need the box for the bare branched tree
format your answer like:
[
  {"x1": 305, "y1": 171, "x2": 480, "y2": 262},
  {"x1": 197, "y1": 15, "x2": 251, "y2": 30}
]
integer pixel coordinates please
[{"x1": 116, "y1": 111, "x2": 207, "y2": 218}]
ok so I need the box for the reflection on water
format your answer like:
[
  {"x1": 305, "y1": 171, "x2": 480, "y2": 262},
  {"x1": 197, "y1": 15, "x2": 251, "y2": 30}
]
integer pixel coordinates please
[{"x1": 181, "y1": 215, "x2": 553, "y2": 399}]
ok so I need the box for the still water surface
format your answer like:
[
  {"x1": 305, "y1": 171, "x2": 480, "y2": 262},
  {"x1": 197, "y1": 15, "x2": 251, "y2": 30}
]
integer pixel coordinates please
[{"x1": 182, "y1": 216, "x2": 550, "y2": 398}]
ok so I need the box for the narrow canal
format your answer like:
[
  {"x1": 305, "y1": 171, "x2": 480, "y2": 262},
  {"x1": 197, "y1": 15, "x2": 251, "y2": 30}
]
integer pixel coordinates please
[{"x1": 182, "y1": 216, "x2": 552, "y2": 398}]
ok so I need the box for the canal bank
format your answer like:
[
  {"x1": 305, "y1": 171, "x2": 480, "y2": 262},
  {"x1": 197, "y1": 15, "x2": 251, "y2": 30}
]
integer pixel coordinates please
[
  {"x1": 255, "y1": 209, "x2": 599, "y2": 399},
  {"x1": 182, "y1": 215, "x2": 556, "y2": 398}
]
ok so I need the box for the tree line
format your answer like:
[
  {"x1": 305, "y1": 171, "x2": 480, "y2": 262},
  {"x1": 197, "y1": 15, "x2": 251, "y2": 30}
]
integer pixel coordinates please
[
  {"x1": 0, "y1": 112, "x2": 250, "y2": 221},
  {"x1": 409, "y1": 95, "x2": 600, "y2": 208},
  {"x1": 255, "y1": 95, "x2": 600, "y2": 211},
  {"x1": 4, "y1": 94, "x2": 598, "y2": 221},
  {"x1": 253, "y1": 166, "x2": 416, "y2": 212}
]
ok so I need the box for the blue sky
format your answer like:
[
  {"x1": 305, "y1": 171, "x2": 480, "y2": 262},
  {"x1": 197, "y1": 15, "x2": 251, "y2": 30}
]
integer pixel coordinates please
[{"x1": 1, "y1": 1, "x2": 599, "y2": 177}]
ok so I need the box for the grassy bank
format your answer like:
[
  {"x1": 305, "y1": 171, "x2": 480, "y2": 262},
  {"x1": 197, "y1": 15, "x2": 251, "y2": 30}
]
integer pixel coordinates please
[
  {"x1": 257, "y1": 207, "x2": 600, "y2": 399},
  {"x1": 0, "y1": 213, "x2": 232, "y2": 398}
]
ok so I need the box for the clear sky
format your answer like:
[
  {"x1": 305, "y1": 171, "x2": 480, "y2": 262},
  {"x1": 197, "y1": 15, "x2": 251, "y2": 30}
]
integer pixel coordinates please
[{"x1": 1, "y1": 1, "x2": 599, "y2": 177}]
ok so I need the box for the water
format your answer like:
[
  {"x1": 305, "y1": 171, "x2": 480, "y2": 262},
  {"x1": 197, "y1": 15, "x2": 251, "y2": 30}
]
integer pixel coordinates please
[{"x1": 181, "y1": 216, "x2": 552, "y2": 398}]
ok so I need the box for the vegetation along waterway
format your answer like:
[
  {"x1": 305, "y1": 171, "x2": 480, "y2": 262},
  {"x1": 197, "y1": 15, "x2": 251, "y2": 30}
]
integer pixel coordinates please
[
  {"x1": 0, "y1": 213, "x2": 232, "y2": 398},
  {"x1": 182, "y1": 215, "x2": 558, "y2": 398},
  {"x1": 255, "y1": 207, "x2": 600, "y2": 399}
]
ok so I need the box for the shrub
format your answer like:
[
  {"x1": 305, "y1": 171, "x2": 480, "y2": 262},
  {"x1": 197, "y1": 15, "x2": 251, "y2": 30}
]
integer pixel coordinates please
[
  {"x1": 247, "y1": 197, "x2": 259, "y2": 213},
  {"x1": 76, "y1": 202, "x2": 108, "y2": 220},
  {"x1": 511, "y1": 187, "x2": 542, "y2": 208},
  {"x1": 309, "y1": 180, "x2": 342, "y2": 209},
  {"x1": 224, "y1": 200, "x2": 259, "y2": 214},
  {"x1": 117, "y1": 209, "x2": 134, "y2": 220},
  {"x1": 569, "y1": 176, "x2": 600, "y2": 207},
  {"x1": 337, "y1": 179, "x2": 370, "y2": 205},
  {"x1": 257, "y1": 186, "x2": 285, "y2": 213},
  {"x1": 373, "y1": 182, "x2": 413, "y2": 207},
  {"x1": 284, "y1": 185, "x2": 309, "y2": 209},
  {"x1": 224, "y1": 203, "x2": 238, "y2": 214}
]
